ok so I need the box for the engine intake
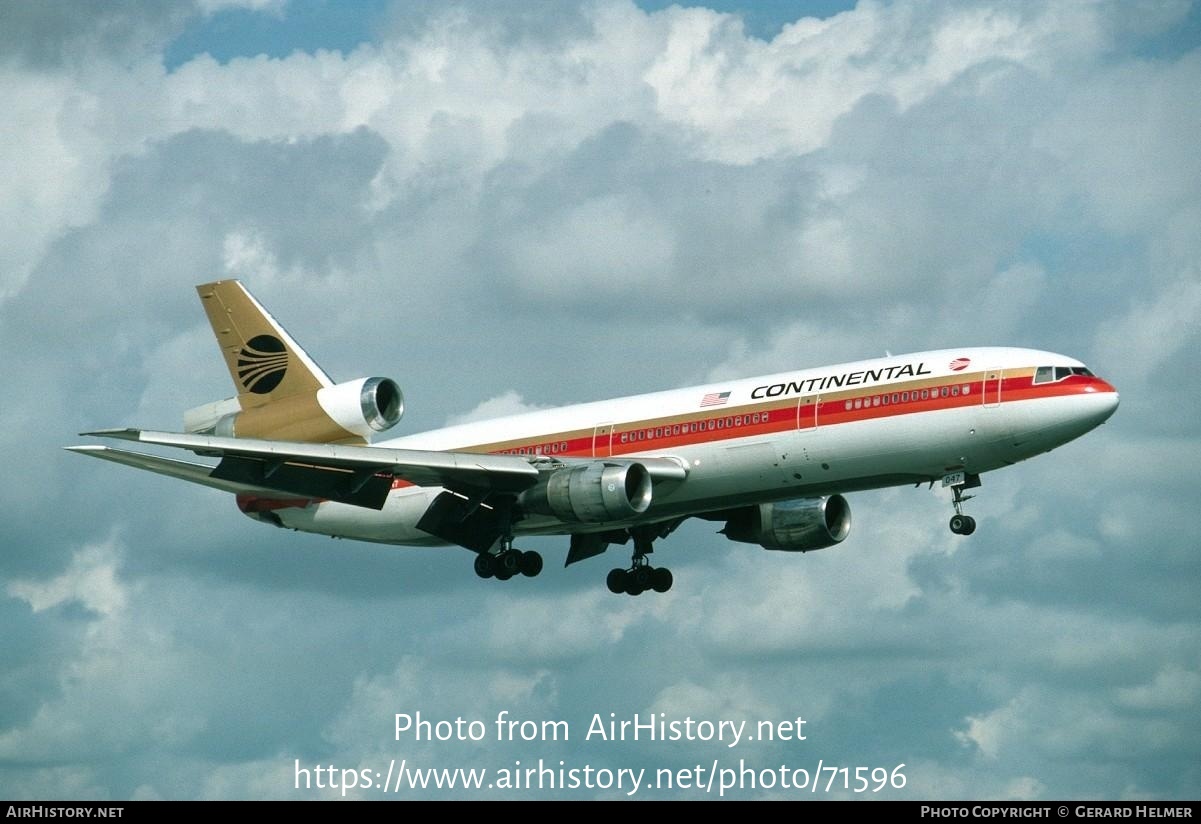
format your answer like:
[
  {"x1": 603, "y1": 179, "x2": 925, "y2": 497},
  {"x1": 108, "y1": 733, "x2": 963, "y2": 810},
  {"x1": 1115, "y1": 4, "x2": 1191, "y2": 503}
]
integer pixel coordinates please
[
  {"x1": 520, "y1": 462, "x2": 653, "y2": 522},
  {"x1": 721, "y1": 495, "x2": 851, "y2": 552}
]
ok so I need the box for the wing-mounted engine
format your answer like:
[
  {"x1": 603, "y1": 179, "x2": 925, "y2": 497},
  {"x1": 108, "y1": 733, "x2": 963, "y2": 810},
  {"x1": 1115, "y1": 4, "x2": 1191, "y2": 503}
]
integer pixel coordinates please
[
  {"x1": 720, "y1": 495, "x2": 851, "y2": 552},
  {"x1": 519, "y1": 462, "x2": 653, "y2": 522},
  {"x1": 184, "y1": 377, "x2": 403, "y2": 444}
]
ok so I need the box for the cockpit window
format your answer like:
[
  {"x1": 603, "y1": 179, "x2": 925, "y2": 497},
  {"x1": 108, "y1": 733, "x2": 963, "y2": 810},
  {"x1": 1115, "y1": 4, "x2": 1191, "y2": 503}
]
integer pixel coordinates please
[{"x1": 1036, "y1": 365, "x2": 1095, "y2": 384}]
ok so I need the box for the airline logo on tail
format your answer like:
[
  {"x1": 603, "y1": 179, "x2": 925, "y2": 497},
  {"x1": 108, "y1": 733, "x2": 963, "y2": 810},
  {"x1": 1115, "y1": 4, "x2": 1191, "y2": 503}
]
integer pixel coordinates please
[{"x1": 237, "y1": 335, "x2": 288, "y2": 394}]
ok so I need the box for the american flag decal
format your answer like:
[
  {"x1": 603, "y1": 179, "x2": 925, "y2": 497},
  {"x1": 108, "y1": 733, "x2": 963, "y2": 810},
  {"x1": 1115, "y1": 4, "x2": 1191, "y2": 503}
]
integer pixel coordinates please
[
  {"x1": 700, "y1": 391, "x2": 731, "y2": 407},
  {"x1": 949, "y1": 357, "x2": 971, "y2": 371}
]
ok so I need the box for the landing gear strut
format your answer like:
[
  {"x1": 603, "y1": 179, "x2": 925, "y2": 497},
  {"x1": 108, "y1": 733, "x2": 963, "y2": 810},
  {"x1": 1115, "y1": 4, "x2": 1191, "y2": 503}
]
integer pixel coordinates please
[
  {"x1": 605, "y1": 527, "x2": 673, "y2": 596},
  {"x1": 472, "y1": 501, "x2": 542, "y2": 581},
  {"x1": 948, "y1": 479, "x2": 977, "y2": 536}
]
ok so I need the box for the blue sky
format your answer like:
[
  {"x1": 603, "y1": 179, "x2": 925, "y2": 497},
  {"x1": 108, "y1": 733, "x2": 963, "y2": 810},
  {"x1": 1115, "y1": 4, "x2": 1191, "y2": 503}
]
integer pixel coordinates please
[
  {"x1": 162, "y1": 1, "x2": 861, "y2": 68},
  {"x1": 1, "y1": 0, "x2": 1199, "y2": 800}
]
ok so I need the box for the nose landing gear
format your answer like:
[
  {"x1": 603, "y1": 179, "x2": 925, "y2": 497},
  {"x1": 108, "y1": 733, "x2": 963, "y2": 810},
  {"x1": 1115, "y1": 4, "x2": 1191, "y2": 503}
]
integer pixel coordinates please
[{"x1": 945, "y1": 473, "x2": 979, "y2": 535}]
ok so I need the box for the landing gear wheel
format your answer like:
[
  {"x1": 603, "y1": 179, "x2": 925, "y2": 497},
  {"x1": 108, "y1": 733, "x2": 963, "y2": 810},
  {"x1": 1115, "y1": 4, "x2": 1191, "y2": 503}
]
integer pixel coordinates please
[
  {"x1": 627, "y1": 566, "x2": 653, "y2": 596},
  {"x1": 473, "y1": 553, "x2": 495, "y2": 579},
  {"x1": 652, "y1": 567, "x2": 673, "y2": 593},
  {"x1": 606, "y1": 568, "x2": 628, "y2": 594},
  {"x1": 949, "y1": 514, "x2": 977, "y2": 535},
  {"x1": 520, "y1": 550, "x2": 543, "y2": 577},
  {"x1": 498, "y1": 549, "x2": 522, "y2": 576}
]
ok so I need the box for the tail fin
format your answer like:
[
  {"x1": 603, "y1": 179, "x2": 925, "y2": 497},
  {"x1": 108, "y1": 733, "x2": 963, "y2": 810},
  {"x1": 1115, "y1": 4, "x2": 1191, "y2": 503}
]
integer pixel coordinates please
[
  {"x1": 196, "y1": 280, "x2": 332, "y2": 409},
  {"x1": 188, "y1": 280, "x2": 402, "y2": 445}
]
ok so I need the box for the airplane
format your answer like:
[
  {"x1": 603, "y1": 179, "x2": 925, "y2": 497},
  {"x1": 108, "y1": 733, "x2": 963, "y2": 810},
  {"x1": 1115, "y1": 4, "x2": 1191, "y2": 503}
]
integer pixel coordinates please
[{"x1": 68, "y1": 280, "x2": 1120, "y2": 595}]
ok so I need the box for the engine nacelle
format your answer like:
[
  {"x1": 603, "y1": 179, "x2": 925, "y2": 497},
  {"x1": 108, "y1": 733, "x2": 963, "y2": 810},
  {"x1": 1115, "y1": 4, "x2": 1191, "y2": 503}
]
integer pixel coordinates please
[
  {"x1": 316, "y1": 377, "x2": 404, "y2": 437},
  {"x1": 191, "y1": 377, "x2": 403, "y2": 443},
  {"x1": 520, "y1": 462, "x2": 653, "y2": 522},
  {"x1": 721, "y1": 495, "x2": 852, "y2": 552}
]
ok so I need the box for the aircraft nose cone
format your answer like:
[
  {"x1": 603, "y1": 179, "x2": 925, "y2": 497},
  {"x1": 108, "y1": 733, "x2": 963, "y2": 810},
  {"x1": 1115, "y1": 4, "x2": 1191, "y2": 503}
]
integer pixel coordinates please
[{"x1": 1082, "y1": 379, "x2": 1119, "y2": 427}]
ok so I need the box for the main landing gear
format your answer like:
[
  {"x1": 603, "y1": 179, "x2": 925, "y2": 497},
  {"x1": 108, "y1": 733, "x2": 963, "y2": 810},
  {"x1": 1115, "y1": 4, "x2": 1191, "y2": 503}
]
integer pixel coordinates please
[
  {"x1": 947, "y1": 474, "x2": 979, "y2": 536},
  {"x1": 606, "y1": 527, "x2": 673, "y2": 596},
  {"x1": 472, "y1": 502, "x2": 542, "y2": 581},
  {"x1": 474, "y1": 538, "x2": 543, "y2": 581}
]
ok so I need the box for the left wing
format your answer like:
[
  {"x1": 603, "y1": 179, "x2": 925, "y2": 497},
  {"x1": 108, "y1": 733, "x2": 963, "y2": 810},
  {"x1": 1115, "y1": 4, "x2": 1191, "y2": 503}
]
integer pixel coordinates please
[
  {"x1": 64, "y1": 445, "x2": 290, "y2": 498},
  {"x1": 75, "y1": 428, "x2": 543, "y2": 509},
  {"x1": 73, "y1": 429, "x2": 688, "y2": 512}
]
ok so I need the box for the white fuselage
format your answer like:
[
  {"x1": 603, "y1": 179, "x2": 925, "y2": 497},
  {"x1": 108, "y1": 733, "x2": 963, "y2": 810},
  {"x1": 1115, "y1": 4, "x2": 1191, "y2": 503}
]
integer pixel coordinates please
[{"x1": 260, "y1": 347, "x2": 1119, "y2": 546}]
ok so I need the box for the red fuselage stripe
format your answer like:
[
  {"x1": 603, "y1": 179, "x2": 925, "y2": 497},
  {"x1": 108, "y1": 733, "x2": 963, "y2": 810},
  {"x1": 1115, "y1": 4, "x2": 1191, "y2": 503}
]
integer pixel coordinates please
[{"x1": 458, "y1": 372, "x2": 1113, "y2": 460}]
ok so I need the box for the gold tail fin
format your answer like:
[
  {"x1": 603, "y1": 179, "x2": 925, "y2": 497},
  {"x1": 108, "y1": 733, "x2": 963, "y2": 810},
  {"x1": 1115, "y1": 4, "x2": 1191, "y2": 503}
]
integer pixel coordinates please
[
  {"x1": 196, "y1": 280, "x2": 331, "y2": 409},
  {"x1": 192, "y1": 280, "x2": 382, "y2": 444}
]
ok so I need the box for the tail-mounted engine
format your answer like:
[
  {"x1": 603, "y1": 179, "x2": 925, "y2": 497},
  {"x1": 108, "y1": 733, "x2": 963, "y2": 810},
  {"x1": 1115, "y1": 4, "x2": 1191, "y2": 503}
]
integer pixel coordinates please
[
  {"x1": 184, "y1": 377, "x2": 403, "y2": 444},
  {"x1": 721, "y1": 495, "x2": 852, "y2": 552},
  {"x1": 520, "y1": 462, "x2": 653, "y2": 522}
]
